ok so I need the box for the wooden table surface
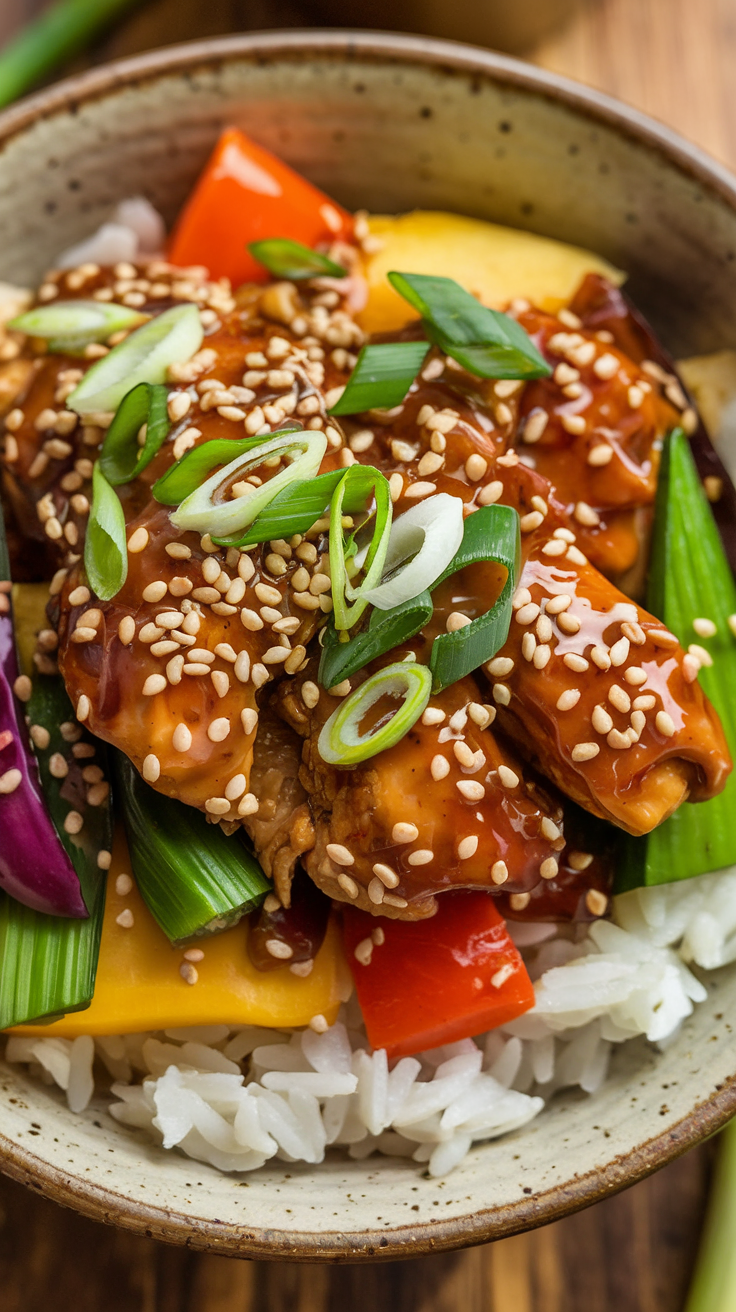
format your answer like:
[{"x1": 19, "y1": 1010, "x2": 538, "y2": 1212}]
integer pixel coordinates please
[{"x1": 1, "y1": 0, "x2": 734, "y2": 1308}]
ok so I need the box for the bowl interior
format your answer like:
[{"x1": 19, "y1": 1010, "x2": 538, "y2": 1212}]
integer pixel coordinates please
[{"x1": 1, "y1": 33, "x2": 736, "y2": 1259}]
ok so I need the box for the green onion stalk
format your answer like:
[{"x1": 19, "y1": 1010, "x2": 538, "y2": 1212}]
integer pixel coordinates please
[
  {"x1": 684, "y1": 1120, "x2": 736, "y2": 1312},
  {"x1": 0, "y1": 0, "x2": 148, "y2": 111}
]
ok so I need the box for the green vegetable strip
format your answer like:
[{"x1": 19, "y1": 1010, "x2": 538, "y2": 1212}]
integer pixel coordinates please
[
  {"x1": 329, "y1": 465, "x2": 393, "y2": 631},
  {"x1": 319, "y1": 590, "x2": 433, "y2": 690},
  {"x1": 329, "y1": 341, "x2": 430, "y2": 415},
  {"x1": 248, "y1": 238, "x2": 346, "y2": 280},
  {"x1": 99, "y1": 382, "x2": 170, "y2": 486},
  {"x1": 0, "y1": 676, "x2": 111, "y2": 1029},
  {"x1": 430, "y1": 505, "x2": 520, "y2": 692},
  {"x1": 683, "y1": 1120, "x2": 736, "y2": 1312},
  {"x1": 233, "y1": 468, "x2": 354, "y2": 547},
  {"x1": 115, "y1": 754, "x2": 270, "y2": 946},
  {"x1": 84, "y1": 463, "x2": 127, "y2": 602},
  {"x1": 152, "y1": 426, "x2": 300, "y2": 505},
  {"x1": 0, "y1": 0, "x2": 146, "y2": 110},
  {"x1": 318, "y1": 661, "x2": 433, "y2": 766},
  {"x1": 9, "y1": 300, "x2": 146, "y2": 354},
  {"x1": 387, "y1": 272, "x2": 551, "y2": 380},
  {"x1": 618, "y1": 429, "x2": 736, "y2": 891}
]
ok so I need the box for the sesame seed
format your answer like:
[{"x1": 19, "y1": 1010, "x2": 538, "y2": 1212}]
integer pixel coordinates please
[
  {"x1": 540, "y1": 857, "x2": 559, "y2": 880},
  {"x1": 568, "y1": 850, "x2": 594, "y2": 872},
  {"x1": 553, "y1": 527, "x2": 576, "y2": 543},
  {"x1": 588, "y1": 444, "x2": 614, "y2": 467},
  {"x1": 142, "y1": 674, "x2": 167, "y2": 696},
  {"x1": 586, "y1": 889, "x2": 608, "y2": 917},
  {"x1": 180, "y1": 962, "x2": 199, "y2": 984},
  {"x1": 633, "y1": 694, "x2": 657, "y2": 711},
  {"x1": 487, "y1": 656, "x2": 515, "y2": 677},
  {"x1": 468, "y1": 702, "x2": 494, "y2": 729},
  {"x1": 693, "y1": 617, "x2": 717, "y2": 638},
  {"x1": 142, "y1": 753, "x2": 160, "y2": 783},
  {"x1": 457, "y1": 835, "x2": 479, "y2": 860},
  {"x1": 142, "y1": 580, "x2": 167, "y2": 604},
  {"x1": 540, "y1": 817, "x2": 562, "y2": 841},
  {"x1": 328, "y1": 679, "x2": 351, "y2": 698},
  {"x1": 465, "y1": 454, "x2": 488, "y2": 482},
  {"x1": 512, "y1": 587, "x2": 532, "y2": 610},
  {"x1": 541, "y1": 539, "x2": 567, "y2": 557},
  {"x1": 630, "y1": 710, "x2": 646, "y2": 737},
  {"x1": 590, "y1": 646, "x2": 611, "y2": 671},
  {"x1": 519, "y1": 510, "x2": 544, "y2": 533},
  {"x1": 498, "y1": 765, "x2": 519, "y2": 788},
  {"x1": 608, "y1": 684, "x2": 631, "y2": 713},
  {"x1": 408, "y1": 849, "x2": 435, "y2": 865},
  {"x1": 115, "y1": 873, "x2": 133, "y2": 896},
  {"x1": 384, "y1": 893, "x2": 409, "y2": 909},
  {"x1": 682, "y1": 654, "x2": 700, "y2": 683},
  {"x1": 655, "y1": 710, "x2": 676, "y2": 738},
  {"x1": 337, "y1": 872, "x2": 360, "y2": 899},
  {"x1": 172, "y1": 723, "x2": 192, "y2": 752},
  {"x1": 116, "y1": 909, "x2": 135, "y2": 929},
  {"x1": 241, "y1": 708, "x2": 258, "y2": 735},
  {"x1": 546, "y1": 593, "x2": 572, "y2": 615},
  {"x1": 223, "y1": 774, "x2": 246, "y2": 802},
  {"x1": 650, "y1": 629, "x2": 678, "y2": 649},
  {"x1": 521, "y1": 632, "x2": 536, "y2": 661},
  {"x1": 207, "y1": 717, "x2": 231, "y2": 742},
  {"x1": 571, "y1": 742, "x2": 600, "y2": 762},
  {"x1": 422, "y1": 707, "x2": 446, "y2": 726},
  {"x1": 478, "y1": 481, "x2": 504, "y2": 505},
  {"x1": 561, "y1": 413, "x2": 586, "y2": 435},
  {"x1": 127, "y1": 526, "x2": 149, "y2": 553},
  {"x1": 492, "y1": 684, "x2": 511, "y2": 706},
  {"x1": 76, "y1": 693, "x2": 91, "y2": 721},
  {"x1": 392, "y1": 822, "x2": 419, "y2": 844},
  {"x1": 689, "y1": 643, "x2": 713, "y2": 667},
  {"x1": 368, "y1": 877, "x2": 385, "y2": 904},
  {"x1": 405, "y1": 481, "x2": 436, "y2": 500},
  {"x1": 592, "y1": 705, "x2": 614, "y2": 734},
  {"x1": 491, "y1": 860, "x2": 509, "y2": 885},
  {"x1": 68, "y1": 584, "x2": 91, "y2": 607},
  {"x1": 431, "y1": 755, "x2": 450, "y2": 781},
  {"x1": 446, "y1": 611, "x2": 472, "y2": 633},
  {"x1": 326, "y1": 843, "x2": 354, "y2": 866},
  {"x1": 515, "y1": 602, "x2": 540, "y2": 626},
  {"x1": 593, "y1": 352, "x2": 619, "y2": 380},
  {"x1": 565, "y1": 546, "x2": 587, "y2": 567},
  {"x1": 535, "y1": 615, "x2": 553, "y2": 644},
  {"x1": 238, "y1": 793, "x2": 259, "y2": 816},
  {"x1": 522, "y1": 409, "x2": 548, "y2": 443},
  {"x1": 205, "y1": 797, "x2": 230, "y2": 815},
  {"x1": 533, "y1": 644, "x2": 551, "y2": 670},
  {"x1": 63, "y1": 810, "x2": 83, "y2": 835},
  {"x1": 556, "y1": 688, "x2": 581, "y2": 711},
  {"x1": 574, "y1": 501, "x2": 600, "y2": 527},
  {"x1": 373, "y1": 862, "x2": 399, "y2": 888},
  {"x1": 509, "y1": 892, "x2": 530, "y2": 911},
  {"x1": 607, "y1": 728, "x2": 631, "y2": 750},
  {"x1": 457, "y1": 779, "x2": 485, "y2": 801},
  {"x1": 0, "y1": 768, "x2": 22, "y2": 794}
]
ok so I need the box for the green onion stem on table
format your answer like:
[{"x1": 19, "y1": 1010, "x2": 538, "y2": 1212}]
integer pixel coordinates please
[
  {"x1": 685, "y1": 1120, "x2": 736, "y2": 1312},
  {"x1": 0, "y1": 0, "x2": 147, "y2": 111}
]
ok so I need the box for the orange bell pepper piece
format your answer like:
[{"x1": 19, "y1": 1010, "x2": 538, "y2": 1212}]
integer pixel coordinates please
[
  {"x1": 343, "y1": 893, "x2": 535, "y2": 1059},
  {"x1": 168, "y1": 126, "x2": 353, "y2": 286}
]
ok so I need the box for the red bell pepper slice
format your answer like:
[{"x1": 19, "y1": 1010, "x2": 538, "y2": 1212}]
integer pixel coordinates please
[
  {"x1": 168, "y1": 127, "x2": 353, "y2": 287},
  {"x1": 343, "y1": 892, "x2": 535, "y2": 1059}
]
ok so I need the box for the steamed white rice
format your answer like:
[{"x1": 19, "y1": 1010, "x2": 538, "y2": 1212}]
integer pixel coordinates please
[{"x1": 6, "y1": 868, "x2": 736, "y2": 1178}]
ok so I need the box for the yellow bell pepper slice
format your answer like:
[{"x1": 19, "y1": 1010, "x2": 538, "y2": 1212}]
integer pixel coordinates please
[
  {"x1": 11, "y1": 829, "x2": 349, "y2": 1037},
  {"x1": 358, "y1": 210, "x2": 623, "y2": 335}
]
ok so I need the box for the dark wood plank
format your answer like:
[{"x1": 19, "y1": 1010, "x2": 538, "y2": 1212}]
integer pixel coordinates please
[{"x1": 0, "y1": 1, "x2": 730, "y2": 1308}]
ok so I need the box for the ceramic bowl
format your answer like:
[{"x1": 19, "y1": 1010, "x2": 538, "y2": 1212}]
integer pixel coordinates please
[{"x1": 2, "y1": 31, "x2": 736, "y2": 1262}]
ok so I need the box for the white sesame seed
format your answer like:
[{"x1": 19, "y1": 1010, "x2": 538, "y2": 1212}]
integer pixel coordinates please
[
  {"x1": 693, "y1": 617, "x2": 717, "y2": 638},
  {"x1": 521, "y1": 632, "x2": 536, "y2": 661},
  {"x1": 142, "y1": 753, "x2": 160, "y2": 782},
  {"x1": 142, "y1": 674, "x2": 167, "y2": 696},
  {"x1": 207, "y1": 717, "x2": 231, "y2": 743},
  {"x1": 422, "y1": 707, "x2": 446, "y2": 726},
  {"x1": 609, "y1": 636, "x2": 630, "y2": 667},
  {"x1": 607, "y1": 728, "x2": 631, "y2": 749},
  {"x1": 337, "y1": 872, "x2": 360, "y2": 899},
  {"x1": 457, "y1": 779, "x2": 485, "y2": 801},
  {"x1": 457, "y1": 835, "x2": 478, "y2": 860},
  {"x1": 509, "y1": 892, "x2": 530, "y2": 911},
  {"x1": 689, "y1": 643, "x2": 713, "y2": 667},
  {"x1": 431, "y1": 755, "x2": 450, "y2": 781},
  {"x1": 465, "y1": 454, "x2": 488, "y2": 482},
  {"x1": 546, "y1": 593, "x2": 573, "y2": 615},
  {"x1": 491, "y1": 860, "x2": 509, "y2": 885},
  {"x1": 533, "y1": 644, "x2": 551, "y2": 670},
  {"x1": 392, "y1": 822, "x2": 419, "y2": 844},
  {"x1": 515, "y1": 602, "x2": 541, "y2": 627},
  {"x1": 587, "y1": 444, "x2": 614, "y2": 467},
  {"x1": 205, "y1": 797, "x2": 230, "y2": 815},
  {"x1": 571, "y1": 742, "x2": 600, "y2": 762},
  {"x1": 565, "y1": 547, "x2": 588, "y2": 568},
  {"x1": 498, "y1": 765, "x2": 519, "y2": 788},
  {"x1": 115, "y1": 873, "x2": 133, "y2": 896},
  {"x1": 536, "y1": 614, "x2": 553, "y2": 643},
  {"x1": 166, "y1": 655, "x2": 184, "y2": 684},
  {"x1": 492, "y1": 684, "x2": 511, "y2": 706},
  {"x1": 586, "y1": 889, "x2": 608, "y2": 917},
  {"x1": 0, "y1": 768, "x2": 22, "y2": 794},
  {"x1": 522, "y1": 409, "x2": 548, "y2": 444},
  {"x1": 540, "y1": 817, "x2": 562, "y2": 842},
  {"x1": 574, "y1": 501, "x2": 600, "y2": 527},
  {"x1": 478, "y1": 480, "x2": 504, "y2": 506},
  {"x1": 556, "y1": 688, "x2": 581, "y2": 711},
  {"x1": 682, "y1": 654, "x2": 700, "y2": 683},
  {"x1": 630, "y1": 710, "x2": 646, "y2": 737},
  {"x1": 408, "y1": 849, "x2": 435, "y2": 866},
  {"x1": 656, "y1": 710, "x2": 676, "y2": 738},
  {"x1": 512, "y1": 588, "x2": 533, "y2": 611},
  {"x1": 593, "y1": 353, "x2": 619, "y2": 380},
  {"x1": 621, "y1": 621, "x2": 646, "y2": 646},
  {"x1": 326, "y1": 843, "x2": 354, "y2": 866},
  {"x1": 179, "y1": 962, "x2": 199, "y2": 984},
  {"x1": 561, "y1": 413, "x2": 586, "y2": 435},
  {"x1": 633, "y1": 695, "x2": 657, "y2": 711},
  {"x1": 592, "y1": 705, "x2": 614, "y2": 734},
  {"x1": 468, "y1": 702, "x2": 493, "y2": 729},
  {"x1": 63, "y1": 810, "x2": 83, "y2": 834},
  {"x1": 446, "y1": 611, "x2": 472, "y2": 633},
  {"x1": 541, "y1": 539, "x2": 567, "y2": 557},
  {"x1": 519, "y1": 511, "x2": 544, "y2": 533},
  {"x1": 650, "y1": 629, "x2": 678, "y2": 649},
  {"x1": 590, "y1": 646, "x2": 611, "y2": 671},
  {"x1": 76, "y1": 693, "x2": 91, "y2": 721},
  {"x1": 116, "y1": 908, "x2": 135, "y2": 929},
  {"x1": 237, "y1": 793, "x2": 259, "y2": 816},
  {"x1": 623, "y1": 665, "x2": 647, "y2": 687},
  {"x1": 172, "y1": 723, "x2": 192, "y2": 752},
  {"x1": 608, "y1": 684, "x2": 631, "y2": 713},
  {"x1": 567, "y1": 850, "x2": 594, "y2": 871},
  {"x1": 540, "y1": 857, "x2": 559, "y2": 880},
  {"x1": 487, "y1": 655, "x2": 515, "y2": 677},
  {"x1": 405, "y1": 481, "x2": 436, "y2": 500},
  {"x1": 127, "y1": 526, "x2": 149, "y2": 553},
  {"x1": 241, "y1": 708, "x2": 258, "y2": 736}
]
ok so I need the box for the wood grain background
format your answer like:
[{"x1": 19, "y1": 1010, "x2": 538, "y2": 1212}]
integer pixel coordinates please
[{"x1": 1, "y1": 0, "x2": 733, "y2": 1307}]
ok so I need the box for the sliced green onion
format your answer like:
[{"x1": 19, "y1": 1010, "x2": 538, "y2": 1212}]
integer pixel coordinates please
[
  {"x1": 319, "y1": 590, "x2": 433, "y2": 690},
  {"x1": 362, "y1": 493, "x2": 464, "y2": 610},
  {"x1": 171, "y1": 430, "x2": 327, "y2": 540},
  {"x1": 328, "y1": 341, "x2": 430, "y2": 416},
  {"x1": 99, "y1": 382, "x2": 169, "y2": 485},
  {"x1": 84, "y1": 463, "x2": 127, "y2": 601},
  {"x1": 682, "y1": 1119, "x2": 736, "y2": 1312},
  {"x1": 152, "y1": 425, "x2": 300, "y2": 506},
  {"x1": 617, "y1": 428, "x2": 736, "y2": 892},
  {"x1": 318, "y1": 661, "x2": 432, "y2": 765},
  {"x1": 67, "y1": 303, "x2": 203, "y2": 416},
  {"x1": 329, "y1": 465, "x2": 393, "y2": 631},
  {"x1": 387, "y1": 272, "x2": 551, "y2": 380},
  {"x1": 248, "y1": 238, "x2": 346, "y2": 280},
  {"x1": 429, "y1": 504, "x2": 520, "y2": 692},
  {"x1": 115, "y1": 753, "x2": 270, "y2": 945},
  {"x1": 9, "y1": 299, "x2": 147, "y2": 353},
  {"x1": 231, "y1": 468, "x2": 348, "y2": 547},
  {"x1": 0, "y1": 674, "x2": 111, "y2": 1029}
]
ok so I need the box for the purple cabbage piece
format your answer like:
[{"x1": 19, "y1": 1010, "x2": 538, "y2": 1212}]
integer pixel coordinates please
[{"x1": 0, "y1": 588, "x2": 87, "y2": 918}]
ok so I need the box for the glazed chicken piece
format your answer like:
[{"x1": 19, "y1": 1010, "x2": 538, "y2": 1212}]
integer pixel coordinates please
[
  {"x1": 275, "y1": 661, "x2": 565, "y2": 920},
  {"x1": 240, "y1": 701, "x2": 314, "y2": 907}
]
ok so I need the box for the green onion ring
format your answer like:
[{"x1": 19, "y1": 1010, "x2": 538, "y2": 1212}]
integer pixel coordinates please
[{"x1": 318, "y1": 661, "x2": 433, "y2": 765}]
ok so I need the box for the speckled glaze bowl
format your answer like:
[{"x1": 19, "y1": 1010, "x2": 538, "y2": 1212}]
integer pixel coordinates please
[{"x1": 2, "y1": 31, "x2": 736, "y2": 1262}]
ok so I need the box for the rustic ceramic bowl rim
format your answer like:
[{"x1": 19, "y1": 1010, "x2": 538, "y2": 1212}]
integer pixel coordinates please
[{"x1": 1, "y1": 29, "x2": 736, "y2": 1261}]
